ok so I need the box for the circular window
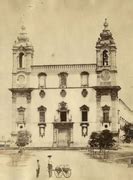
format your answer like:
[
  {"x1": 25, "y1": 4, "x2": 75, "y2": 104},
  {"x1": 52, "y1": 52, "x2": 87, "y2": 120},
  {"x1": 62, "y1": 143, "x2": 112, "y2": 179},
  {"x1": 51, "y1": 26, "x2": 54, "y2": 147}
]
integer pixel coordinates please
[
  {"x1": 60, "y1": 89, "x2": 67, "y2": 97},
  {"x1": 20, "y1": 125, "x2": 23, "y2": 129},
  {"x1": 105, "y1": 125, "x2": 108, "y2": 128},
  {"x1": 81, "y1": 89, "x2": 88, "y2": 97},
  {"x1": 39, "y1": 90, "x2": 45, "y2": 98}
]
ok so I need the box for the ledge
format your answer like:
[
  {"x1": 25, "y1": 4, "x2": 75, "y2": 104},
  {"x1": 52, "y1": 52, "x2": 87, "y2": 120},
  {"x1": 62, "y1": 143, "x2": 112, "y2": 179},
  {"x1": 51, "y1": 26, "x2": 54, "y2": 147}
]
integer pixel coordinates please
[
  {"x1": 9, "y1": 88, "x2": 34, "y2": 93},
  {"x1": 53, "y1": 122, "x2": 74, "y2": 128},
  {"x1": 38, "y1": 122, "x2": 46, "y2": 126},
  {"x1": 80, "y1": 122, "x2": 89, "y2": 126},
  {"x1": 93, "y1": 85, "x2": 121, "y2": 91}
]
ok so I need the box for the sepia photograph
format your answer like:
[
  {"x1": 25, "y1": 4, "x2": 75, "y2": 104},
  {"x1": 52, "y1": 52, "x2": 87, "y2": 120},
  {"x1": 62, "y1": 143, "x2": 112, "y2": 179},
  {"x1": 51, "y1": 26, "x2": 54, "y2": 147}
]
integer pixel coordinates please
[{"x1": 0, "y1": 0, "x2": 133, "y2": 179}]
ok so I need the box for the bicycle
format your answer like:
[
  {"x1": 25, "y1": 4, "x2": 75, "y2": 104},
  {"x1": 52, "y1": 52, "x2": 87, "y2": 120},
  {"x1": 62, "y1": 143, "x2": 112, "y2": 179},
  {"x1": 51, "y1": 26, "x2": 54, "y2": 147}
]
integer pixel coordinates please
[{"x1": 53, "y1": 164, "x2": 71, "y2": 178}]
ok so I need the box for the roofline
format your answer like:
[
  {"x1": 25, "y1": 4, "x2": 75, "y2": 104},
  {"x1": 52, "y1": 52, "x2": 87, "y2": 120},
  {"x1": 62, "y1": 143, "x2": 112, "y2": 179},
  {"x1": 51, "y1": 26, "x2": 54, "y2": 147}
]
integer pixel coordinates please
[
  {"x1": 119, "y1": 98, "x2": 133, "y2": 112},
  {"x1": 31, "y1": 63, "x2": 96, "y2": 67}
]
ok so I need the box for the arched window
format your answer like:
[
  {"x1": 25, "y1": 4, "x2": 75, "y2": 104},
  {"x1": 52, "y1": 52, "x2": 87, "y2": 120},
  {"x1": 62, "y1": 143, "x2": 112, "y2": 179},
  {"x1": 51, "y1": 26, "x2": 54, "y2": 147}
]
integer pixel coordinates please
[
  {"x1": 80, "y1": 105, "x2": 89, "y2": 122},
  {"x1": 38, "y1": 106, "x2": 47, "y2": 122},
  {"x1": 17, "y1": 106, "x2": 25, "y2": 122},
  {"x1": 38, "y1": 106, "x2": 47, "y2": 137},
  {"x1": 102, "y1": 105, "x2": 110, "y2": 123},
  {"x1": 81, "y1": 72, "x2": 89, "y2": 87},
  {"x1": 38, "y1": 73, "x2": 47, "y2": 88},
  {"x1": 80, "y1": 105, "x2": 89, "y2": 137},
  {"x1": 103, "y1": 50, "x2": 108, "y2": 66},
  {"x1": 58, "y1": 72, "x2": 68, "y2": 88},
  {"x1": 19, "y1": 52, "x2": 24, "y2": 68}
]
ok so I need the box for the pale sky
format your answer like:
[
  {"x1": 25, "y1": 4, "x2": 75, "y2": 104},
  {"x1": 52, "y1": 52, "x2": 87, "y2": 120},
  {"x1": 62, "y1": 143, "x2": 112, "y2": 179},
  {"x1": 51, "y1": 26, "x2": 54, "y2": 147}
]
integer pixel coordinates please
[{"x1": 0, "y1": 0, "x2": 133, "y2": 139}]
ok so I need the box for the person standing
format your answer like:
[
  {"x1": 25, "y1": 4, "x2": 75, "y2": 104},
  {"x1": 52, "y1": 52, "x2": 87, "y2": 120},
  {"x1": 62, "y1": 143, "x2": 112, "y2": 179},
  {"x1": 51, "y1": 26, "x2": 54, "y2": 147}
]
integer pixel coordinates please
[
  {"x1": 48, "y1": 155, "x2": 53, "y2": 178},
  {"x1": 36, "y1": 160, "x2": 40, "y2": 178}
]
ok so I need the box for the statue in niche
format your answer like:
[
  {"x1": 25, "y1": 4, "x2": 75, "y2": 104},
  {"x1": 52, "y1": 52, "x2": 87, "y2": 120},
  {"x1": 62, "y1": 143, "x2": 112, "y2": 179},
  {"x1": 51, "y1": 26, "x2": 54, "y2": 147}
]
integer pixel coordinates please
[{"x1": 103, "y1": 50, "x2": 108, "y2": 66}]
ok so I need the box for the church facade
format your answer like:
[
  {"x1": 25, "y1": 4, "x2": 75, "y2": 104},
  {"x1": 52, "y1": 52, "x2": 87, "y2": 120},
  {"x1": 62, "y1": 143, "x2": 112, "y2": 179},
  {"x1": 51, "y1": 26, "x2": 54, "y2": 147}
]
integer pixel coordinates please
[{"x1": 10, "y1": 19, "x2": 121, "y2": 147}]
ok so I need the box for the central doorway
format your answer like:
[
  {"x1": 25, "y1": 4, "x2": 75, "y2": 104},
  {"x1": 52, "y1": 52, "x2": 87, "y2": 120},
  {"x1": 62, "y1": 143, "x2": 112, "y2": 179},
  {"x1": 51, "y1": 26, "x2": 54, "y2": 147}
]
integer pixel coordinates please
[
  {"x1": 58, "y1": 128, "x2": 70, "y2": 147},
  {"x1": 53, "y1": 122, "x2": 73, "y2": 147}
]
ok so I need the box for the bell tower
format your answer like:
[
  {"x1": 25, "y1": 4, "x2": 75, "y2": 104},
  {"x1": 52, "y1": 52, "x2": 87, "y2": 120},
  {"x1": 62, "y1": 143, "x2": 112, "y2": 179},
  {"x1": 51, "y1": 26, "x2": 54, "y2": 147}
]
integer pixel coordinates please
[
  {"x1": 96, "y1": 18, "x2": 116, "y2": 72},
  {"x1": 12, "y1": 25, "x2": 34, "y2": 88},
  {"x1": 94, "y1": 19, "x2": 121, "y2": 134},
  {"x1": 10, "y1": 25, "x2": 34, "y2": 141},
  {"x1": 12, "y1": 25, "x2": 34, "y2": 72}
]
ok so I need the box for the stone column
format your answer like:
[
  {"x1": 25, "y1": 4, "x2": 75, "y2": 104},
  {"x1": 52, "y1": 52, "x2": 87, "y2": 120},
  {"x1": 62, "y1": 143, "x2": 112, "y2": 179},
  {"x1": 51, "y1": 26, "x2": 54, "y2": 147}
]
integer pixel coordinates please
[
  {"x1": 96, "y1": 91, "x2": 101, "y2": 131},
  {"x1": 26, "y1": 98, "x2": 31, "y2": 131},
  {"x1": 11, "y1": 92, "x2": 17, "y2": 143},
  {"x1": 26, "y1": 91, "x2": 32, "y2": 134},
  {"x1": 70, "y1": 127, "x2": 73, "y2": 143},
  {"x1": 53, "y1": 127, "x2": 57, "y2": 147},
  {"x1": 111, "y1": 90, "x2": 118, "y2": 132}
]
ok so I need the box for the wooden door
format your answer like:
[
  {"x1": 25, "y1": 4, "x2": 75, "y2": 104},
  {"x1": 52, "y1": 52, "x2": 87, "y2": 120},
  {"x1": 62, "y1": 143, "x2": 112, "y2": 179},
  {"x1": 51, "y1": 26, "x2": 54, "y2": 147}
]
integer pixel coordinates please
[{"x1": 58, "y1": 129, "x2": 69, "y2": 147}]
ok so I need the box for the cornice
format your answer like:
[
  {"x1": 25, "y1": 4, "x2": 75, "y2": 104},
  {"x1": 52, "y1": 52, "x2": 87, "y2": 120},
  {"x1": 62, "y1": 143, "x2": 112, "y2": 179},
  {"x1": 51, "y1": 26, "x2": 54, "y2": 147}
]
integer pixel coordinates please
[
  {"x1": 31, "y1": 64, "x2": 96, "y2": 74},
  {"x1": 9, "y1": 88, "x2": 33, "y2": 93},
  {"x1": 93, "y1": 85, "x2": 121, "y2": 91}
]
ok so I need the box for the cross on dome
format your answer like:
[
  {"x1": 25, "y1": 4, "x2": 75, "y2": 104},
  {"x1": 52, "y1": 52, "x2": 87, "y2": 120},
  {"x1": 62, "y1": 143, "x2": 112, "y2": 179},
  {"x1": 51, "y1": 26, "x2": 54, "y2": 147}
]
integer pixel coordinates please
[{"x1": 103, "y1": 18, "x2": 108, "y2": 30}]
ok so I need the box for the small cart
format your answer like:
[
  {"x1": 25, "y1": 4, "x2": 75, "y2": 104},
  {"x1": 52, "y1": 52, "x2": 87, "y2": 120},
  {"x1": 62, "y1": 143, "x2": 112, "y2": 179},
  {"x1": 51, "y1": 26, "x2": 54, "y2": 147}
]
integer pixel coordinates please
[{"x1": 54, "y1": 164, "x2": 71, "y2": 178}]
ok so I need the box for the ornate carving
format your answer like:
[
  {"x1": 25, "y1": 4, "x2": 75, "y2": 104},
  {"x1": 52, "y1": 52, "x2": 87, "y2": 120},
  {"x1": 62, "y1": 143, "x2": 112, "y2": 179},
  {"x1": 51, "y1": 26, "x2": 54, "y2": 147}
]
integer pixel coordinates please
[
  {"x1": 38, "y1": 106, "x2": 47, "y2": 112},
  {"x1": 81, "y1": 89, "x2": 88, "y2": 97},
  {"x1": 96, "y1": 19, "x2": 116, "y2": 48},
  {"x1": 60, "y1": 89, "x2": 67, "y2": 97},
  {"x1": 18, "y1": 45, "x2": 25, "y2": 51},
  {"x1": 53, "y1": 122, "x2": 74, "y2": 129},
  {"x1": 17, "y1": 106, "x2": 25, "y2": 112},
  {"x1": 80, "y1": 105, "x2": 89, "y2": 111},
  {"x1": 102, "y1": 105, "x2": 110, "y2": 111},
  {"x1": 9, "y1": 88, "x2": 33, "y2": 104},
  {"x1": 39, "y1": 90, "x2": 45, "y2": 98},
  {"x1": 58, "y1": 101, "x2": 68, "y2": 111}
]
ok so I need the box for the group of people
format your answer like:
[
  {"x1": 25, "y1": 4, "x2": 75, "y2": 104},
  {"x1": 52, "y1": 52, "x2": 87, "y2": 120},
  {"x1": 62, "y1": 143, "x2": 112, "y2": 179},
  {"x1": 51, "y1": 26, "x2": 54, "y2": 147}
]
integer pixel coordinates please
[{"x1": 36, "y1": 155, "x2": 53, "y2": 178}]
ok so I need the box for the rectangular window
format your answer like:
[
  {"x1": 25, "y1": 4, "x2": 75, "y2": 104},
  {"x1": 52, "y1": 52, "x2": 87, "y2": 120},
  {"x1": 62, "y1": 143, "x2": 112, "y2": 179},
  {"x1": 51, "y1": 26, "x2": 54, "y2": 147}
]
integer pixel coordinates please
[
  {"x1": 59, "y1": 72, "x2": 68, "y2": 88},
  {"x1": 40, "y1": 76, "x2": 45, "y2": 87},
  {"x1": 40, "y1": 111, "x2": 45, "y2": 122},
  {"x1": 81, "y1": 72, "x2": 89, "y2": 87},
  {"x1": 103, "y1": 111, "x2": 109, "y2": 122},
  {"x1": 19, "y1": 111, "x2": 24, "y2": 121},
  {"x1": 82, "y1": 111, "x2": 88, "y2": 121},
  {"x1": 38, "y1": 74, "x2": 47, "y2": 88},
  {"x1": 82, "y1": 75, "x2": 88, "y2": 86},
  {"x1": 60, "y1": 111, "x2": 67, "y2": 122}
]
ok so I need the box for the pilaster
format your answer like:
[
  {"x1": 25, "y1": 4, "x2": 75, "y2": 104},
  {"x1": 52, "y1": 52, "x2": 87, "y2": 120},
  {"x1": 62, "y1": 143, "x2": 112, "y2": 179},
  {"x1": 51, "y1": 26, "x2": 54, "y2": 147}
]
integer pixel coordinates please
[{"x1": 96, "y1": 91, "x2": 101, "y2": 131}]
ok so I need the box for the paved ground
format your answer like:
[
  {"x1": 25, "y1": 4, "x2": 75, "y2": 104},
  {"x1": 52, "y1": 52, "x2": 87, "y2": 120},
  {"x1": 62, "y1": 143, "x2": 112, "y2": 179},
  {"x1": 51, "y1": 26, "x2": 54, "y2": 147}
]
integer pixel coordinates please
[{"x1": 0, "y1": 150, "x2": 133, "y2": 180}]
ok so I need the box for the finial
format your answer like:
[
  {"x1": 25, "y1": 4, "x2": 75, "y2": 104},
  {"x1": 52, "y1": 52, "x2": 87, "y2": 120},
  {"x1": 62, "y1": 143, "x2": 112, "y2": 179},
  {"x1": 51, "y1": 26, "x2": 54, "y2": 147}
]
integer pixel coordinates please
[
  {"x1": 21, "y1": 25, "x2": 26, "y2": 32},
  {"x1": 19, "y1": 13, "x2": 26, "y2": 33},
  {"x1": 103, "y1": 18, "x2": 108, "y2": 30}
]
